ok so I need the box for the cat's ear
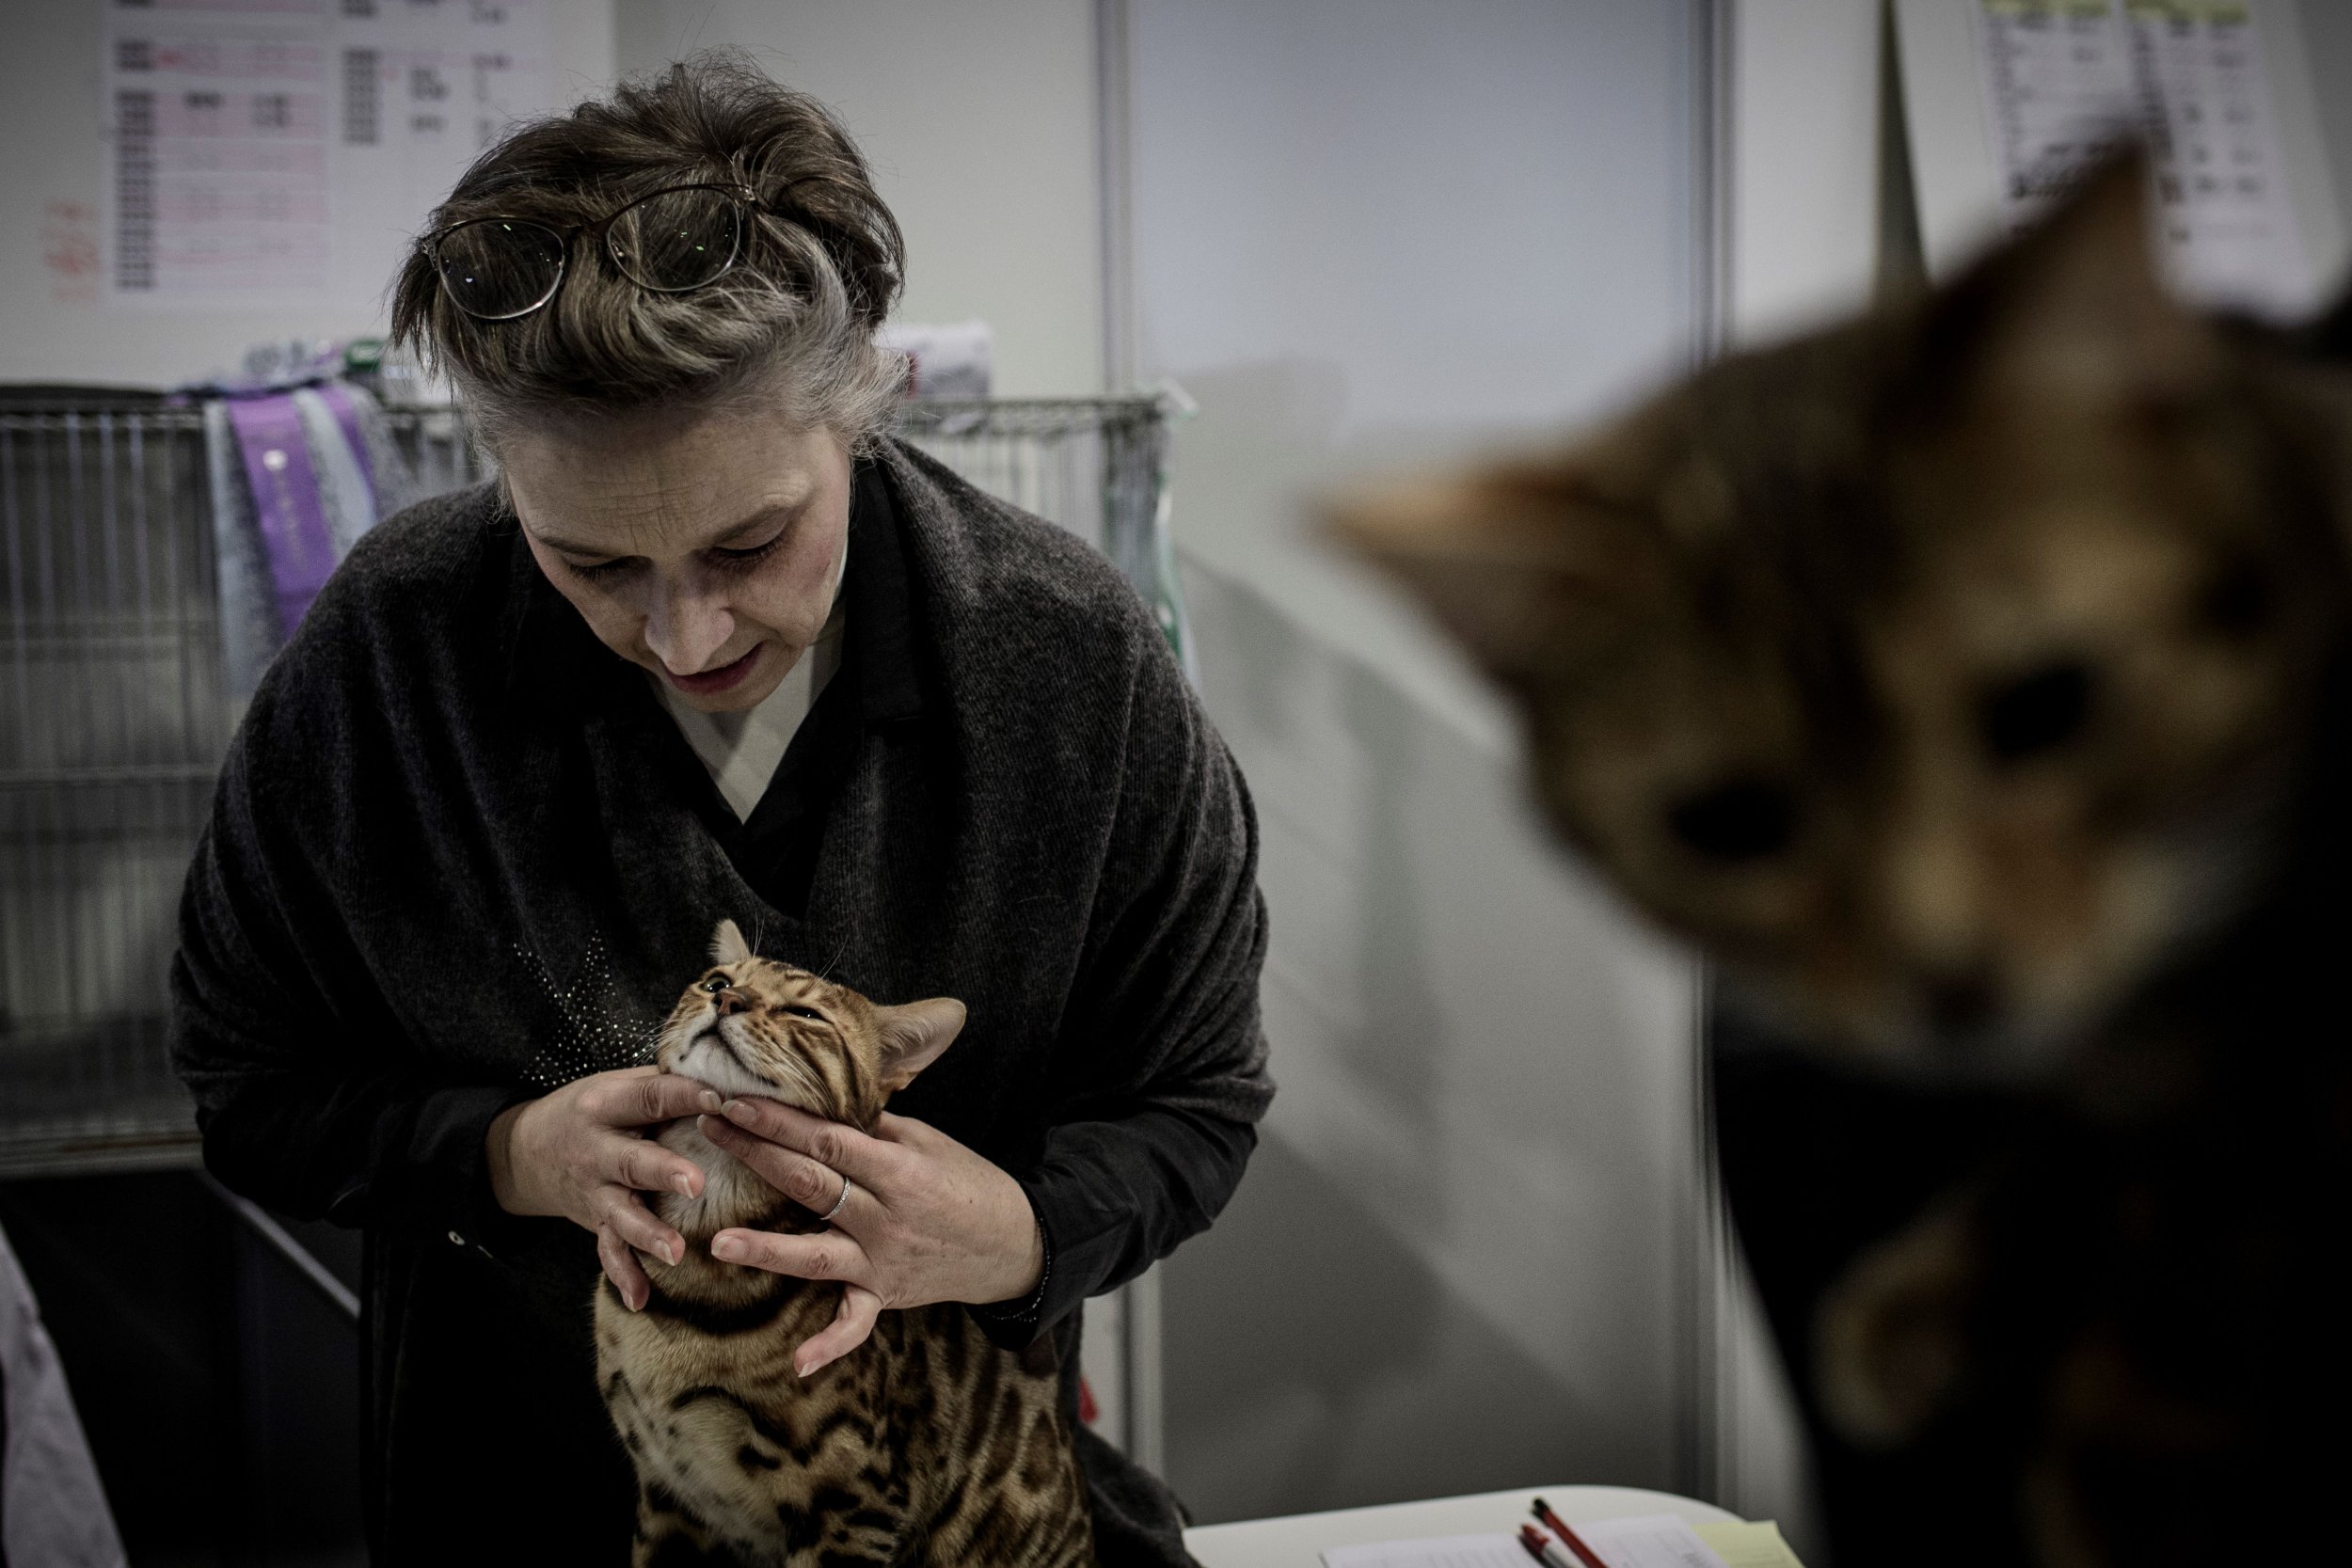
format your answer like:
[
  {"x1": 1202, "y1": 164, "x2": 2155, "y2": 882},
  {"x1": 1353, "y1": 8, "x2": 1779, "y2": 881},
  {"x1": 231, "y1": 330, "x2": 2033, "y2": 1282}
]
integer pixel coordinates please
[
  {"x1": 1943, "y1": 150, "x2": 2219, "y2": 407},
  {"x1": 708, "y1": 919, "x2": 751, "y2": 966},
  {"x1": 872, "y1": 997, "x2": 966, "y2": 1094},
  {"x1": 1326, "y1": 462, "x2": 1668, "y2": 683}
]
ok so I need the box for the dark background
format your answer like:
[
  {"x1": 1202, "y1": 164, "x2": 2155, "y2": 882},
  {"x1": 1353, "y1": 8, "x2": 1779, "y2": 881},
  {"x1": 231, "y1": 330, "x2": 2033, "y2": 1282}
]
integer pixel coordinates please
[{"x1": 0, "y1": 1173, "x2": 367, "y2": 1568}]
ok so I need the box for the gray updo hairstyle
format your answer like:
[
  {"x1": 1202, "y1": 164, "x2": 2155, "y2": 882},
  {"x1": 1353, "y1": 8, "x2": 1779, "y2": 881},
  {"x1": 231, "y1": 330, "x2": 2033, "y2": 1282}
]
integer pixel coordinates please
[{"x1": 389, "y1": 55, "x2": 907, "y2": 451}]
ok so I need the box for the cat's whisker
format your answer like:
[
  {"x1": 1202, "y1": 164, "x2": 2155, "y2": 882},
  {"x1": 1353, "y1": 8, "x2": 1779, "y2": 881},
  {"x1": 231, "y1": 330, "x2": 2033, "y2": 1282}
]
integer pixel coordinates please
[
  {"x1": 758, "y1": 1046, "x2": 832, "y2": 1119},
  {"x1": 812, "y1": 932, "x2": 850, "y2": 984}
]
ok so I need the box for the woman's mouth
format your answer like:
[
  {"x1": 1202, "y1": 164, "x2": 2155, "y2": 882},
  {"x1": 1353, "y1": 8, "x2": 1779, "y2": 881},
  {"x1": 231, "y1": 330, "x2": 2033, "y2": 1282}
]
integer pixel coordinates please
[{"x1": 665, "y1": 644, "x2": 764, "y2": 697}]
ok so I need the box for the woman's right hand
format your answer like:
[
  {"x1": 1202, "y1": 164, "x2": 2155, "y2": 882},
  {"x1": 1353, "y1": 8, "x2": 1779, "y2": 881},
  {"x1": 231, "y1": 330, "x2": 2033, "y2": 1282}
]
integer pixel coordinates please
[{"x1": 485, "y1": 1067, "x2": 722, "y2": 1310}]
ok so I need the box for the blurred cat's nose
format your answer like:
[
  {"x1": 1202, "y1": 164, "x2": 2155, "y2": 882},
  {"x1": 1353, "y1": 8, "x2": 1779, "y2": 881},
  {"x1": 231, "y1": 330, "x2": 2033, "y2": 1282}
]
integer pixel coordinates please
[
  {"x1": 1922, "y1": 967, "x2": 2000, "y2": 1035},
  {"x1": 714, "y1": 989, "x2": 748, "y2": 1017}
]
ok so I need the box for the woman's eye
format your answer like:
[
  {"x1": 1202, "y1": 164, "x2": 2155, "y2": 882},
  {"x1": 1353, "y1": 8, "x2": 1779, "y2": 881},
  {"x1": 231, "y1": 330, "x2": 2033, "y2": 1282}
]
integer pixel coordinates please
[
  {"x1": 567, "y1": 556, "x2": 635, "y2": 580},
  {"x1": 702, "y1": 976, "x2": 728, "y2": 994},
  {"x1": 708, "y1": 533, "x2": 786, "y2": 573}
]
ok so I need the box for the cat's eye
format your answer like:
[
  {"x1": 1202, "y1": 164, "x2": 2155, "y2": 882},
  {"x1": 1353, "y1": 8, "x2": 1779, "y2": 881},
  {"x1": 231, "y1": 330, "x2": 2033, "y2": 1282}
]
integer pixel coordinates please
[
  {"x1": 1979, "y1": 659, "x2": 2093, "y2": 764},
  {"x1": 782, "y1": 1004, "x2": 824, "y2": 1022},
  {"x1": 702, "y1": 976, "x2": 728, "y2": 994},
  {"x1": 1665, "y1": 779, "x2": 1799, "y2": 863},
  {"x1": 2200, "y1": 557, "x2": 2273, "y2": 638}
]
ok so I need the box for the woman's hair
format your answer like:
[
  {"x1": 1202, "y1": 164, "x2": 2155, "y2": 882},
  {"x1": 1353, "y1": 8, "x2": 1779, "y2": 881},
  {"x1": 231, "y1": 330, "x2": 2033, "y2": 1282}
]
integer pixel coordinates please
[{"x1": 389, "y1": 55, "x2": 907, "y2": 451}]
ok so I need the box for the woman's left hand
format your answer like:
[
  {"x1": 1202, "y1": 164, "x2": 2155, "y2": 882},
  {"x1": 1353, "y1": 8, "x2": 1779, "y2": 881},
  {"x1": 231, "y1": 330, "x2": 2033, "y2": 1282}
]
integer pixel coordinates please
[{"x1": 695, "y1": 1099, "x2": 1044, "y2": 1377}]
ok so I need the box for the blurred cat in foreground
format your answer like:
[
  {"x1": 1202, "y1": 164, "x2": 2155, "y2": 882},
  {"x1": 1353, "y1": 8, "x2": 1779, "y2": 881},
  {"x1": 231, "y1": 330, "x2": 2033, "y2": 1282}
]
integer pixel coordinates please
[{"x1": 1334, "y1": 161, "x2": 2352, "y2": 1566}]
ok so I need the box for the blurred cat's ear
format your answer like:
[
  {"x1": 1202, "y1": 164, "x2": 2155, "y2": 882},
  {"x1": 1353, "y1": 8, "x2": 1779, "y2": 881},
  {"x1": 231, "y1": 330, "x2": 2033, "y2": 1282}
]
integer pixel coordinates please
[
  {"x1": 1941, "y1": 150, "x2": 2219, "y2": 406},
  {"x1": 709, "y1": 919, "x2": 751, "y2": 966},
  {"x1": 873, "y1": 997, "x2": 966, "y2": 1093},
  {"x1": 1325, "y1": 464, "x2": 1666, "y2": 683}
]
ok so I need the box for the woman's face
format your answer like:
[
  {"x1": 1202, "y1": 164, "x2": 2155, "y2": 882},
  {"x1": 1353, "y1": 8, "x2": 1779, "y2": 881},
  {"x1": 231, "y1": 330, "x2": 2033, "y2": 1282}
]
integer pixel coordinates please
[{"x1": 501, "y1": 406, "x2": 852, "y2": 714}]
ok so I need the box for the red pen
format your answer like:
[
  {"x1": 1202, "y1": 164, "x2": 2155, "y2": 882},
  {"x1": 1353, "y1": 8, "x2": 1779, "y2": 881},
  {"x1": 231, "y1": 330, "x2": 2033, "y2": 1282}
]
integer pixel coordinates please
[
  {"x1": 1518, "y1": 1525, "x2": 1575, "y2": 1568},
  {"x1": 1531, "y1": 1498, "x2": 1612, "y2": 1568}
]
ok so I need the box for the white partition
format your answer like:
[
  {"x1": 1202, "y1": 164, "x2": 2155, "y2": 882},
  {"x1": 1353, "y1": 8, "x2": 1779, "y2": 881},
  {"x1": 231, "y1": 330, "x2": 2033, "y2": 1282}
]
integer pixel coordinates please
[{"x1": 1110, "y1": 0, "x2": 1724, "y2": 1524}]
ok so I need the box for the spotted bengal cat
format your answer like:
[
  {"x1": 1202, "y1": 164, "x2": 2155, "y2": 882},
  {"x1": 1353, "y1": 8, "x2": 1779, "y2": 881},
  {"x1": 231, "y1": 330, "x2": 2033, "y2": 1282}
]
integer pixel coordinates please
[
  {"x1": 1334, "y1": 160, "x2": 2352, "y2": 1566},
  {"x1": 593, "y1": 920, "x2": 1094, "y2": 1568}
]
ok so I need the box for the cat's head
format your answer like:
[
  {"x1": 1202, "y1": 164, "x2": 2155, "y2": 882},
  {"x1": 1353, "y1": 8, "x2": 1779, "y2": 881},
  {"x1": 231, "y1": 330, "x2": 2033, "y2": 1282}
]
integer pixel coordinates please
[
  {"x1": 1333, "y1": 162, "x2": 2352, "y2": 1077},
  {"x1": 654, "y1": 920, "x2": 966, "y2": 1128}
]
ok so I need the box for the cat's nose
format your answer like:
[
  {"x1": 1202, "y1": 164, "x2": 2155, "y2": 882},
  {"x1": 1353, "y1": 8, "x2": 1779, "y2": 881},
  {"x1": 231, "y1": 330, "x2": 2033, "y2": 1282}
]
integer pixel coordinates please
[{"x1": 714, "y1": 989, "x2": 748, "y2": 1018}]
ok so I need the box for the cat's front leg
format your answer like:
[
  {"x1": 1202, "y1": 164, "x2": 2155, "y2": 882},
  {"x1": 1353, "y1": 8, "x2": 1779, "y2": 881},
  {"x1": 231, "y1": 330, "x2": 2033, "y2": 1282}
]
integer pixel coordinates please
[
  {"x1": 1813, "y1": 1183, "x2": 1986, "y2": 1447},
  {"x1": 632, "y1": 1482, "x2": 748, "y2": 1568}
]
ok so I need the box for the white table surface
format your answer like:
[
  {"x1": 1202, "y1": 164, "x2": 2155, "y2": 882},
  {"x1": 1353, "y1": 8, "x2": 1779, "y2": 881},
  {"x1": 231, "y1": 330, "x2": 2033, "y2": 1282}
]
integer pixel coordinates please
[{"x1": 1182, "y1": 1483, "x2": 1741, "y2": 1568}]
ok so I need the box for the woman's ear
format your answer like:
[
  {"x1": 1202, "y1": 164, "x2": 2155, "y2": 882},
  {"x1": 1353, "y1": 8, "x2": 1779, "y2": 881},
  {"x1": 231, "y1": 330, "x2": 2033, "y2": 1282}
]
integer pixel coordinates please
[
  {"x1": 709, "y1": 919, "x2": 752, "y2": 966},
  {"x1": 872, "y1": 998, "x2": 967, "y2": 1093}
]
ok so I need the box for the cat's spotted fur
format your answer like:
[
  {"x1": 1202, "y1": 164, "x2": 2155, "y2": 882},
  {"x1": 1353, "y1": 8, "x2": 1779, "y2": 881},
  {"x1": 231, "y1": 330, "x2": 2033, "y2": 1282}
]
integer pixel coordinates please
[
  {"x1": 593, "y1": 921, "x2": 1094, "y2": 1568},
  {"x1": 1335, "y1": 163, "x2": 2352, "y2": 1566}
]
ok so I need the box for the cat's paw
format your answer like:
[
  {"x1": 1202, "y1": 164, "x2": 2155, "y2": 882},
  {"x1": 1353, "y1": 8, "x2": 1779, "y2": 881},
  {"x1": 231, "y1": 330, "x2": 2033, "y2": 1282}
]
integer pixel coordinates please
[{"x1": 1813, "y1": 1193, "x2": 1982, "y2": 1448}]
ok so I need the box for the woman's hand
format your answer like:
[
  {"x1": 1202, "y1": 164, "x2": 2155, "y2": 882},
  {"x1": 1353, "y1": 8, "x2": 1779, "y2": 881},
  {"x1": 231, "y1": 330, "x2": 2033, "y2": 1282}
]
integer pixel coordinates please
[
  {"x1": 695, "y1": 1100, "x2": 1044, "y2": 1377},
  {"x1": 485, "y1": 1067, "x2": 723, "y2": 1310}
]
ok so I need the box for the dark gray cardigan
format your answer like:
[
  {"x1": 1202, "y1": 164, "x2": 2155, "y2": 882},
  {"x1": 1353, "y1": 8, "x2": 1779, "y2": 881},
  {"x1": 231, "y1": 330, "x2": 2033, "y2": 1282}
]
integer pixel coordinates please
[{"x1": 170, "y1": 440, "x2": 1272, "y2": 1564}]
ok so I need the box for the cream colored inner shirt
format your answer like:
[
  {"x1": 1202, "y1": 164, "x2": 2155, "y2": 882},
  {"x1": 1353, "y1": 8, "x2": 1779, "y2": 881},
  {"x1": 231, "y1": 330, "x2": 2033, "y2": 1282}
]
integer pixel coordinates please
[{"x1": 653, "y1": 544, "x2": 848, "y2": 821}]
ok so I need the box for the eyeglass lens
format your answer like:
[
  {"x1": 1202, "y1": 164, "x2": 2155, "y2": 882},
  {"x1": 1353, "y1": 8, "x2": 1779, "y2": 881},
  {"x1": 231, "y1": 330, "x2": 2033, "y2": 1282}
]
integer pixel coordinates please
[
  {"x1": 435, "y1": 219, "x2": 567, "y2": 321},
  {"x1": 605, "y1": 187, "x2": 744, "y2": 293}
]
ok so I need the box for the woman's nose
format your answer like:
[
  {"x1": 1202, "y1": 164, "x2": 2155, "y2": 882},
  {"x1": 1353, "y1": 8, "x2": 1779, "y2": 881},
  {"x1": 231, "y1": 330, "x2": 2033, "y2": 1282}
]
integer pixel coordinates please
[{"x1": 642, "y1": 579, "x2": 734, "y2": 674}]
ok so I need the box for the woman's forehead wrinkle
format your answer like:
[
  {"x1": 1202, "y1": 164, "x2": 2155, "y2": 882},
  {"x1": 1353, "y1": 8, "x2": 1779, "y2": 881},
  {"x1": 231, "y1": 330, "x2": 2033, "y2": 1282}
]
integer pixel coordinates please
[
  {"x1": 526, "y1": 478, "x2": 806, "y2": 559},
  {"x1": 510, "y1": 413, "x2": 830, "y2": 559}
]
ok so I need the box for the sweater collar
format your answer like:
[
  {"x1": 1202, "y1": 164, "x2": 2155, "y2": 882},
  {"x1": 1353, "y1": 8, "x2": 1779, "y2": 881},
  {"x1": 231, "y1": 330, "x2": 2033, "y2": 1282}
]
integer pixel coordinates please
[{"x1": 501, "y1": 451, "x2": 927, "y2": 724}]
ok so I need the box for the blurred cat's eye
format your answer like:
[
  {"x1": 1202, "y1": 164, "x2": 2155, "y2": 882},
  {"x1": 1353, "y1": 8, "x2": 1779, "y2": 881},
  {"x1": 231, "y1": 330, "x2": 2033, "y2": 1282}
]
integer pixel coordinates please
[
  {"x1": 702, "y1": 975, "x2": 729, "y2": 993},
  {"x1": 1666, "y1": 778, "x2": 1799, "y2": 863},
  {"x1": 1979, "y1": 659, "x2": 2093, "y2": 764},
  {"x1": 2200, "y1": 558, "x2": 2273, "y2": 637}
]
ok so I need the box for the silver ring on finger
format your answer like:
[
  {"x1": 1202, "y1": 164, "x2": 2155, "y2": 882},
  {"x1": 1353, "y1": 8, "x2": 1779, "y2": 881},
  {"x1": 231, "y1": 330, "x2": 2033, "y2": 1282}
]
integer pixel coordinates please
[{"x1": 819, "y1": 1174, "x2": 853, "y2": 1225}]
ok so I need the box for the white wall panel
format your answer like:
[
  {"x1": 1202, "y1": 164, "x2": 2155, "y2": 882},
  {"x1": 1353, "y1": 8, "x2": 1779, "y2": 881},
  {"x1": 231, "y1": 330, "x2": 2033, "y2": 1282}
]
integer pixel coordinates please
[
  {"x1": 1727, "y1": 0, "x2": 1881, "y2": 343},
  {"x1": 615, "y1": 0, "x2": 1104, "y2": 397},
  {"x1": 1120, "y1": 0, "x2": 1715, "y2": 1524}
]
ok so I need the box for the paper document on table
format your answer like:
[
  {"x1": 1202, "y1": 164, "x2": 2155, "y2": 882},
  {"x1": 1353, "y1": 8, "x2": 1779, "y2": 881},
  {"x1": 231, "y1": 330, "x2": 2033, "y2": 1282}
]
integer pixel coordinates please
[
  {"x1": 1690, "y1": 1521, "x2": 1806, "y2": 1568},
  {"x1": 1570, "y1": 1514, "x2": 1733, "y2": 1568},
  {"x1": 1322, "y1": 1536, "x2": 1529, "y2": 1568}
]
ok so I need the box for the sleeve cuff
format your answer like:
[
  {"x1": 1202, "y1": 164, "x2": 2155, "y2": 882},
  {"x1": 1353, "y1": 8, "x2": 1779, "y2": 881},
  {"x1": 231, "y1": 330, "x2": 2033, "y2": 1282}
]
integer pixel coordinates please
[
  {"x1": 969, "y1": 1204, "x2": 1056, "y2": 1350},
  {"x1": 324, "y1": 1081, "x2": 537, "y2": 1259}
]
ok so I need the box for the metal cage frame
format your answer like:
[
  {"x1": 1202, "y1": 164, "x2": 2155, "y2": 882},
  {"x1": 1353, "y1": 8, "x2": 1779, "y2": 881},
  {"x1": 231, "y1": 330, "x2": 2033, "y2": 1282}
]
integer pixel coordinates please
[{"x1": 0, "y1": 390, "x2": 1188, "y2": 1177}]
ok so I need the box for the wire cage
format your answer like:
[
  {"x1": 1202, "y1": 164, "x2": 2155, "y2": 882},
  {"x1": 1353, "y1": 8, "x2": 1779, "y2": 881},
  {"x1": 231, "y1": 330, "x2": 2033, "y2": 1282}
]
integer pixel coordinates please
[{"x1": 0, "y1": 391, "x2": 1189, "y2": 1177}]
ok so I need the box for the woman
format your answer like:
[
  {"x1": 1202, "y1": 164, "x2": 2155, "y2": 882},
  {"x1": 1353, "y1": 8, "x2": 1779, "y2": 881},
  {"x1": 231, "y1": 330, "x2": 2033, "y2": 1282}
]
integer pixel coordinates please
[{"x1": 170, "y1": 59, "x2": 1270, "y2": 1565}]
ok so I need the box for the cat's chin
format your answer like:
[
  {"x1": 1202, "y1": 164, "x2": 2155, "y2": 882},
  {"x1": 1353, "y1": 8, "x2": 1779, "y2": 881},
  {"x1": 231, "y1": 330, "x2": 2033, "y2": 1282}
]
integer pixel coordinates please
[
  {"x1": 1718, "y1": 975, "x2": 2083, "y2": 1087},
  {"x1": 660, "y1": 1028, "x2": 828, "y2": 1112},
  {"x1": 1888, "y1": 1015, "x2": 2082, "y2": 1087}
]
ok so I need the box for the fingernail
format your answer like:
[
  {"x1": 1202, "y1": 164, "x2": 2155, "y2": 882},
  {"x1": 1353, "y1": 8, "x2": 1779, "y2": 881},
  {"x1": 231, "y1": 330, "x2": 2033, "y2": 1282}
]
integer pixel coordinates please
[
  {"x1": 673, "y1": 1172, "x2": 696, "y2": 1196},
  {"x1": 699, "y1": 1090, "x2": 723, "y2": 1112},
  {"x1": 659, "y1": 1242, "x2": 677, "y2": 1266},
  {"x1": 628, "y1": 1290, "x2": 644, "y2": 1313},
  {"x1": 795, "y1": 1356, "x2": 818, "y2": 1379},
  {"x1": 712, "y1": 1235, "x2": 742, "y2": 1261},
  {"x1": 723, "y1": 1100, "x2": 752, "y2": 1123}
]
